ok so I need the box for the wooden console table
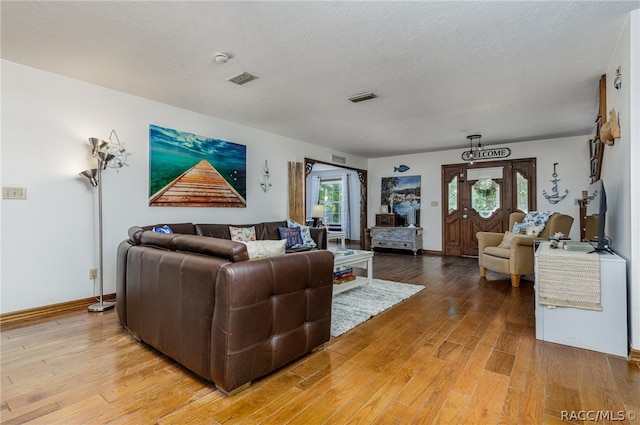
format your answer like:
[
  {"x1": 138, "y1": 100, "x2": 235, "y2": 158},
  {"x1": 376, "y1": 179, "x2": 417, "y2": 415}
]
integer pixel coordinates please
[{"x1": 370, "y1": 226, "x2": 423, "y2": 255}]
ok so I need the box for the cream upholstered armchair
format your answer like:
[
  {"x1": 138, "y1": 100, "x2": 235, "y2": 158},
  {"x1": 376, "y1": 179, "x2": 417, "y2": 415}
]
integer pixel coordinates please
[{"x1": 477, "y1": 212, "x2": 574, "y2": 287}]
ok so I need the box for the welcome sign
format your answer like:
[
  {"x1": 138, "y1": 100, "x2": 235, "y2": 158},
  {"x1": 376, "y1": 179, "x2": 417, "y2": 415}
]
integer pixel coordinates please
[{"x1": 461, "y1": 147, "x2": 511, "y2": 162}]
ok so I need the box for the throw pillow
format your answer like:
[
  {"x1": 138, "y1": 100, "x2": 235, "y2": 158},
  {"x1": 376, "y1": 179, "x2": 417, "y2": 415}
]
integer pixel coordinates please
[
  {"x1": 512, "y1": 222, "x2": 529, "y2": 235},
  {"x1": 152, "y1": 225, "x2": 173, "y2": 234},
  {"x1": 522, "y1": 211, "x2": 554, "y2": 227},
  {"x1": 278, "y1": 226, "x2": 303, "y2": 249},
  {"x1": 498, "y1": 231, "x2": 516, "y2": 249},
  {"x1": 526, "y1": 225, "x2": 545, "y2": 236},
  {"x1": 286, "y1": 219, "x2": 317, "y2": 248},
  {"x1": 242, "y1": 240, "x2": 286, "y2": 260},
  {"x1": 229, "y1": 226, "x2": 256, "y2": 242}
]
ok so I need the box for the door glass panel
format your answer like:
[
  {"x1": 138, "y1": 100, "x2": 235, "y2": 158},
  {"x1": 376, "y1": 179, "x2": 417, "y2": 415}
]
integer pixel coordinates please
[
  {"x1": 516, "y1": 171, "x2": 529, "y2": 213},
  {"x1": 471, "y1": 179, "x2": 500, "y2": 218},
  {"x1": 448, "y1": 176, "x2": 458, "y2": 213}
]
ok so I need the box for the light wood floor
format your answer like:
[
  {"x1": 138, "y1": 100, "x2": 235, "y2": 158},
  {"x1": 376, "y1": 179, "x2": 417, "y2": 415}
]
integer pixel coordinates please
[{"x1": 2, "y1": 250, "x2": 639, "y2": 424}]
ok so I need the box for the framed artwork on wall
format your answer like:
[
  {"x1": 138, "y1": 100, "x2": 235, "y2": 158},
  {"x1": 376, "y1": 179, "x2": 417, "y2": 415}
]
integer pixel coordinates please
[
  {"x1": 381, "y1": 175, "x2": 421, "y2": 226},
  {"x1": 148, "y1": 124, "x2": 246, "y2": 207}
]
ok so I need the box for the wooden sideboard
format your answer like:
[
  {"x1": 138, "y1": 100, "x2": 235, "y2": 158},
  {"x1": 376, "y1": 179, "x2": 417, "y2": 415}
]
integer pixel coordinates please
[{"x1": 370, "y1": 226, "x2": 423, "y2": 255}]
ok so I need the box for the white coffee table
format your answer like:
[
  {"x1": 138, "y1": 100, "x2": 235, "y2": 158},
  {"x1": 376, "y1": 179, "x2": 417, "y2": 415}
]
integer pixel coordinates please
[{"x1": 331, "y1": 249, "x2": 374, "y2": 295}]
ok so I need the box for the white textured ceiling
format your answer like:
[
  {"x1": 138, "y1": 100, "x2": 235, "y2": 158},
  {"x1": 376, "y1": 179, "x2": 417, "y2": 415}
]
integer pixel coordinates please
[{"x1": 2, "y1": 1, "x2": 638, "y2": 158}]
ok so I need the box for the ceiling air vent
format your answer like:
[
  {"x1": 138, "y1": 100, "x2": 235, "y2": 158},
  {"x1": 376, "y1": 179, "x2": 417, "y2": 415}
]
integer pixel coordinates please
[
  {"x1": 348, "y1": 92, "x2": 377, "y2": 103},
  {"x1": 331, "y1": 154, "x2": 347, "y2": 165},
  {"x1": 228, "y1": 72, "x2": 259, "y2": 85}
]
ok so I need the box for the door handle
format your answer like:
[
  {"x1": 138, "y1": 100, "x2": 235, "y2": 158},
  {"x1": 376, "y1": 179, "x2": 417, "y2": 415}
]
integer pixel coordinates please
[{"x1": 463, "y1": 214, "x2": 468, "y2": 219}]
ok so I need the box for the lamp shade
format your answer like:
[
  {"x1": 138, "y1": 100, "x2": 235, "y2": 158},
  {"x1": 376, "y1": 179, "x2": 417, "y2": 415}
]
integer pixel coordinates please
[
  {"x1": 312, "y1": 204, "x2": 325, "y2": 218},
  {"x1": 89, "y1": 137, "x2": 109, "y2": 157},
  {"x1": 79, "y1": 169, "x2": 98, "y2": 187}
]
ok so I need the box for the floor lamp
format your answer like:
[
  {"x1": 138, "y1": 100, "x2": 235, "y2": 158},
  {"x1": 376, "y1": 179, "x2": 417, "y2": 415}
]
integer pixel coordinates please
[{"x1": 80, "y1": 132, "x2": 128, "y2": 312}]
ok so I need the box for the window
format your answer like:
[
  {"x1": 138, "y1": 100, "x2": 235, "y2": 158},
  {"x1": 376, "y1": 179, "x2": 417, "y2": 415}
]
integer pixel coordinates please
[
  {"x1": 448, "y1": 176, "x2": 458, "y2": 213},
  {"x1": 318, "y1": 179, "x2": 342, "y2": 224},
  {"x1": 471, "y1": 178, "x2": 500, "y2": 218},
  {"x1": 516, "y1": 171, "x2": 529, "y2": 213}
]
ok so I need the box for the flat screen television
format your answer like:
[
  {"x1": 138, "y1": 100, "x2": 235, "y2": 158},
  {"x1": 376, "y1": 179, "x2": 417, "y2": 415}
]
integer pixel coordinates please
[{"x1": 585, "y1": 178, "x2": 608, "y2": 250}]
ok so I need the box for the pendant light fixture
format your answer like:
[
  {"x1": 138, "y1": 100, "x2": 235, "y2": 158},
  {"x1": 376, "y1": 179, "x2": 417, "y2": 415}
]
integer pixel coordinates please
[{"x1": 466, "y1": 134, "x2": 482, "y2": 165}]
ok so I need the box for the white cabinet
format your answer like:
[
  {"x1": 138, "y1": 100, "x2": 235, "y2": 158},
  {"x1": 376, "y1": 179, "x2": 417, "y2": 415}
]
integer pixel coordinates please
[
  {"x1": 534, "y1": 244, "x2": 628, "y2": 357},
  {"x1": 371, "y1": 226, "x2": 423, "y2": 255}
]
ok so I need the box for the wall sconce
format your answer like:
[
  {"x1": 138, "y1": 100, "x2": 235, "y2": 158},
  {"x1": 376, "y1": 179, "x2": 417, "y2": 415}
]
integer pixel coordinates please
[
  {"x1": 260, "y1": 160, "x2": 272, "y2": 192},
  {"x1": 614, "y1": 67, "x2": 622, "y2": 90},
  {"x1": 79, "y1": 130, "x2": 129, "y2": 313}
]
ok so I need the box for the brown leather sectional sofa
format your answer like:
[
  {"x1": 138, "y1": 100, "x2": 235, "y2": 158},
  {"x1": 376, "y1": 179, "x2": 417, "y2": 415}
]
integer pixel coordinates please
[{"x1": 116, "y1": 221, "x2": 333, "y2": 395}]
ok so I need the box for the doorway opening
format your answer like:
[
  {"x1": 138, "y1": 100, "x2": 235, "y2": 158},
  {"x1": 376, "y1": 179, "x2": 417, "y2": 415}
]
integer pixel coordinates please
[{"x1": 305, "y1": 158, "x2": 367, "y2": 250}]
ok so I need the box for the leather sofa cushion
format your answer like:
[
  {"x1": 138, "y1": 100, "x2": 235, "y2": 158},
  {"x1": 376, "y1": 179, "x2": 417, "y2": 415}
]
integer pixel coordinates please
[
  {"x1": 129, "y1": 223, "x2": 196, "y2": 244},
  {"x1": 139, "y1": 231, "x2": 180, "y2": 250},
  {"x1": 195, "y1": 223, "x2": 232, "y2": 239},
  {"x1": 138, "y1": 231, "x2": 250, "y2": 262},
  {"x1": 174, "y1": 235, "x2": 249, "y2": 262},
  {"x1": 484, "y1": 246, "x2": 511, "y2": 259},
  {"x1": 195, "y1": 221, "x2": 288, "y2": 241}
]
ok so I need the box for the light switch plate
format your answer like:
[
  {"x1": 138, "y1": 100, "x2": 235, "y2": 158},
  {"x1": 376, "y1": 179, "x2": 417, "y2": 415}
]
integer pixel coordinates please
[
  {"x1": 430, "y1": 201, "x2": 438, "y2": 207},
  {"x1": 2, "y1": 186, "x2": 27, "y2": 200}
]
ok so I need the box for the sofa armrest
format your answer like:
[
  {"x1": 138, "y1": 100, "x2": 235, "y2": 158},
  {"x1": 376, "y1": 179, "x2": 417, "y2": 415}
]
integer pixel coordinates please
[
  {"x1": 310, "y1": 227, "x2": 327, "y2": 249},
  {"x1": 210, "y1": 249, "x2": 334, "y2": 394}
]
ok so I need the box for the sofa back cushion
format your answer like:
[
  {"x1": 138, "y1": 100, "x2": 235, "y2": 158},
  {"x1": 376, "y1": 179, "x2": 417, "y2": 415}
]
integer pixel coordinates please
[
  {"x1": 129, "y1": 223, "x2": 196, "y2": 244},
  {"x1": 258, "y1": 221, "x2": 288, "y2": 240},
  {"x1": 174, "y1": 235, "x2": 250, "y2": 262},
  {"x1": 196, "y1": 223, "x2": 232, "y2": 239},
  {"x1": 196, "y1": 221, "x2": 288, "y2": 241},
  {"x1": 138, "y1": 231, "x2": 249, "y2": 262}
]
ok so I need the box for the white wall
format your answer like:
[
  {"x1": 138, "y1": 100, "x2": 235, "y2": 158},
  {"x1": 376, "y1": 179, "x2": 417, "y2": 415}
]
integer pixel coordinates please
[
  {"x1": 603, "y1": 10, "x2": 640, "y2": 352},
  {"x1": 0, "y1": 60, "x2": 367, "y2": 314},
  {"x1": 368, "y1": 136, "x2": 591, "y2": 251}
]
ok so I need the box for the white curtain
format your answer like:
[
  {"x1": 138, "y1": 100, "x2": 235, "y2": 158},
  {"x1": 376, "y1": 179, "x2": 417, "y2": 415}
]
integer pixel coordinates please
[
  {"x1": 341, "y1": 174, "x2": 351, "y2": 239},
  {"x1": 308, "y1": 175, "x2": 321, "y2": 221}
]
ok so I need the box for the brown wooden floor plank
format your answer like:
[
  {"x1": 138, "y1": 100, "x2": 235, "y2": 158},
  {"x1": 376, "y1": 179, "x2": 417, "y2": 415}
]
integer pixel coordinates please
[
  {"x1": 459, "y1": 370, "x2": 510, "y2": 424},
  {"x1": 498, "y1": 387, "x2": 522, "y2": 425},
  {"x1": 431, "y1": 390, "x2": 469, "y2": 424}
]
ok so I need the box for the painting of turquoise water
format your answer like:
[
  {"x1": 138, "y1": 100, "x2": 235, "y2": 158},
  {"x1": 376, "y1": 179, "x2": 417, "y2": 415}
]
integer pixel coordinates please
[{"x1": 149, "y1": 125, "x2": 246, "y2": 207}]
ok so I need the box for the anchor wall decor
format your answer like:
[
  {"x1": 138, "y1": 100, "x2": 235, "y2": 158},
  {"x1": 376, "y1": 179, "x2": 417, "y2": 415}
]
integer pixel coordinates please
[{"x1": 542, "y1": 162, "x2": 568, "y2": 204}]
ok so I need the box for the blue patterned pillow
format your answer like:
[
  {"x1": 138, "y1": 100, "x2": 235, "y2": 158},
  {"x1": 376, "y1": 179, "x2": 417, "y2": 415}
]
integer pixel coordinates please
[
  {"x1": 512, "y1": 211, "x2": 555, "y2": 235},
  {"x1": 512, "y1": 222, "x2": 529, "y2": 234},
  {"x1": 279, "y1": 227, "x2": 303, "y2": 249},
  {"x1": 522, "y1": 211, "x2": 554, "y2": 227},
  {"x1": 286, "y1": 219, "x2": 317, "y2": 248},
  {"x1": 152, "y1": 225, "x2": 173, "y2": 234}
]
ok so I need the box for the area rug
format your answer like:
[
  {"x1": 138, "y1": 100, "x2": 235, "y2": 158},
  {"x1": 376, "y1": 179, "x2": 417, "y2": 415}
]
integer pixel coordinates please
[{"x1": 331, "y1": 279, "x2": 424, "y2": 337}]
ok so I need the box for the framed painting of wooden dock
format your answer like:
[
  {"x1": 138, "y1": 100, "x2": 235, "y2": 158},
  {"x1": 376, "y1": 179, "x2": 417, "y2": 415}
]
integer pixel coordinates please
[{"x1": 149, "y1": 125, "x2": 247, "y2": 207}]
